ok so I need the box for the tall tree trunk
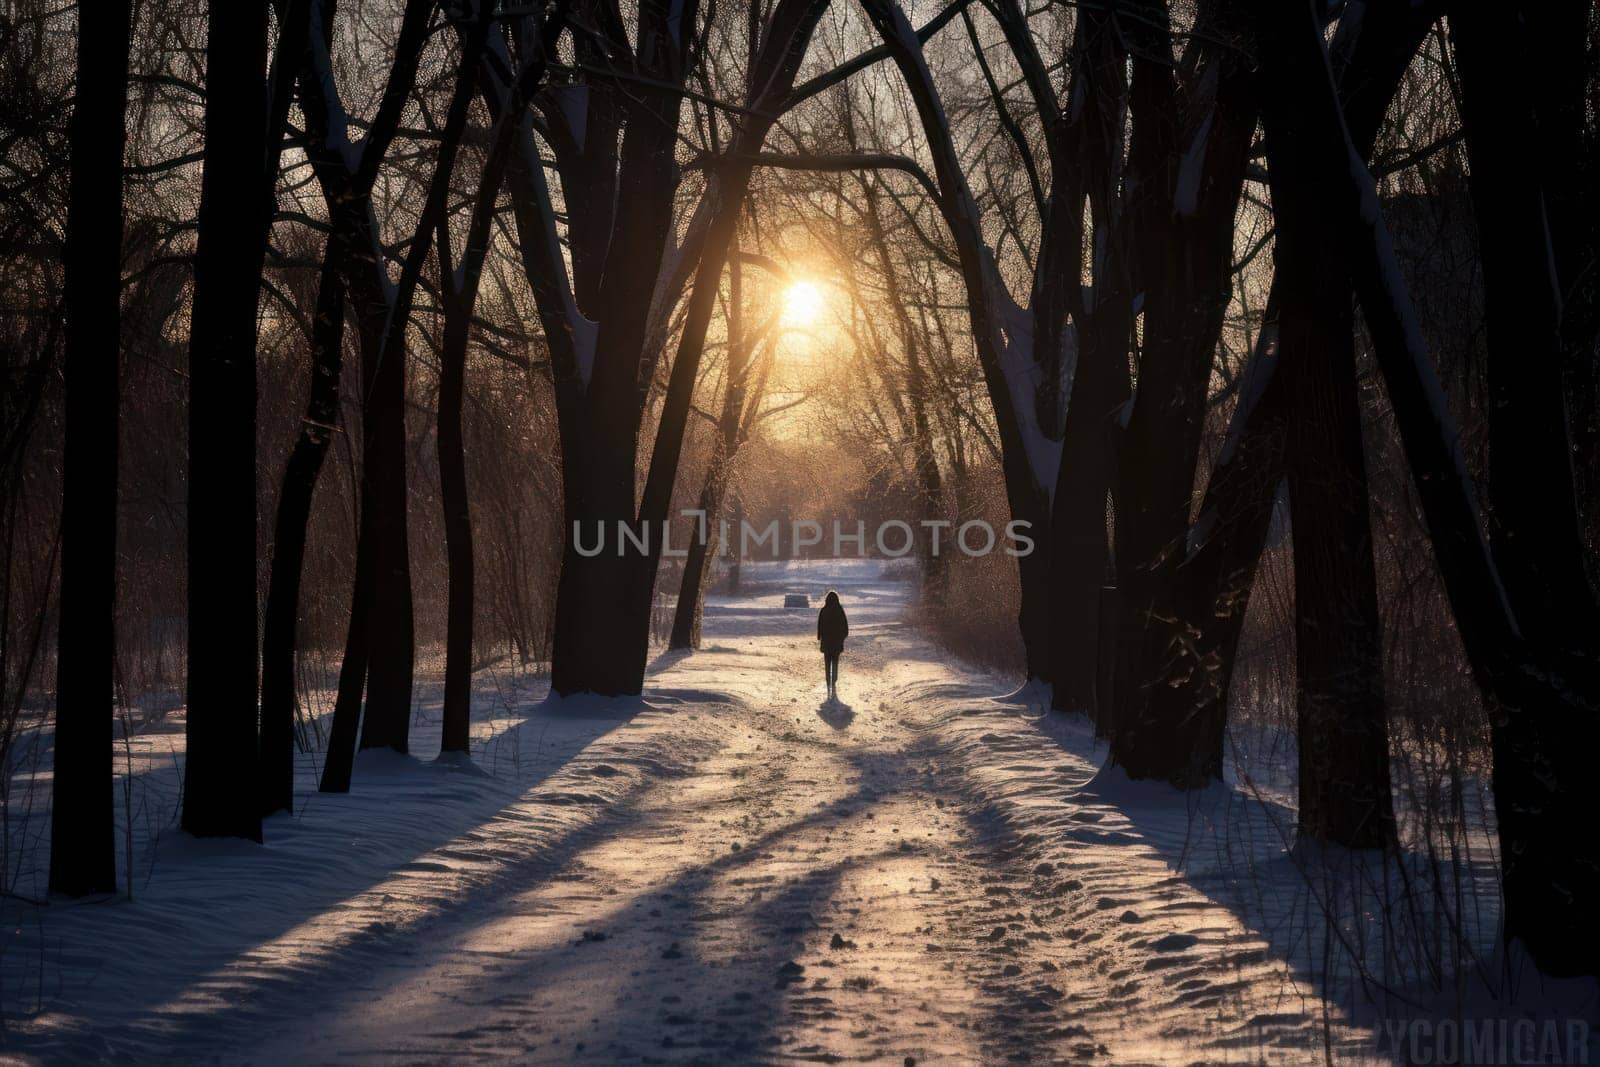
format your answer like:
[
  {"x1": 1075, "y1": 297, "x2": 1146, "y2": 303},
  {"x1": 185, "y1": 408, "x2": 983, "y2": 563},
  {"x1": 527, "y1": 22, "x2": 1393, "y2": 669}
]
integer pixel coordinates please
[
  {"x1": 1284, "y1": 344, "x2": 1393, "y2": 850},
  {"x1": 1046, "y1": 1, "x2": 1129, "y2": 716},
  {"x1": 319, "y1": 500, "x2": 371, "y2": 793},
  {"x1": 669, "y1": 455, "x2": 727, "y2": 650},
  {"x1": 260, "y1": 245, "x2": 345, "y2": 812},
  {"x1": 437, "y1": 281, "x2": 474, "y2": 753},
  {"x1": 182, "y1": 0, "x2": 268, "y2": 842},
  {"x1": 1105, "y1": 1, "x2": 1256, "y2": 785},
  {"x1": 435, "y1": 8, "x2": 566, "y2": 729},
  {"x1": 1140, "y1": 0, "x2": 1438, "y2": 774},
  {"x1": 562, "y1": 0, "x2": 830, "y2": 697},
  {"x1": 247, "y1": 0, "x2": 316, "y2": 818},
  {"x1": 1253, "y1": 0, "x2": 1599, "y2": 977},
  {"x1": 856, "y1": 0, "x2": 1056, "y2": 682},
  {"x1": 50, "y1": 0, "x2": 132, "y2": 896},
  {"x1": 354, "y1": 316, "x2": 415, "y2": 753},
  {"x1": 551, "y1": 538, "x2": 640, "y2": 695},
  {"x1": 1141, "y1": 315, "x2": 1287, "y2": 756},
  {"x1": 296, "y1": 0, "x2": 437, "y2": 787},
  {"x1": 669, "y1": 240, "x2": 746, "y2": 652},
  {"x1": 619, "y1": 186, "x2": 761, "y2": 689},
  {"x1": 352, "y1": 4, "x2": 494, "y2": 752},
  {"x1": 1268, "y1": 141, "x2": 1393, "y2": 848},
  {"x1": 1523, "y1": 1, "x2": 1600, "y2": 571},
  {"x1": 324, "y1": 279, "x2": 389, "y2": 785},
  {"x1": 1048, "y1": 230, "x2": 1131, "y2": 716},
  {"x1": 1450, "y1": 3, "x2": 1600, "y2": 652},
  {"x1": 546, "y1": 53, "x2": 698, "y2": 698},
  {"x1": 726, "y1": 493, "x2": 744, "y2": 595}
]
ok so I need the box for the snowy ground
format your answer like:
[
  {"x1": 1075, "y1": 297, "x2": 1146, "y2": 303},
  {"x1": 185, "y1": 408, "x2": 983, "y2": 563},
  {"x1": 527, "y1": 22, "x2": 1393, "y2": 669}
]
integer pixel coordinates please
[{"x1": 3, "y1": 560, "x2": 1595, "y2": 1063}]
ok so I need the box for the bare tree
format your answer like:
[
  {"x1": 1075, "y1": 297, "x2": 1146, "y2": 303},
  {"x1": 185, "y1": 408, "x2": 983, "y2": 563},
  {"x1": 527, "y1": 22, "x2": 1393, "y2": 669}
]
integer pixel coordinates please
[
  {"x1": 1263, "y1": 13, "x2": 1392, "y2": 850},
  {"x1": 437, "y1": 2, "x2": 564, "y2": 752},
  {"x1": 260, "y1": 241, "x2": 346, "y2": 810},
  {"x1": 667, "y1": 240, "x2": 797, "y2": 650},
  {"x1": 296, "y1": 0, "x2": 438, "y2": 790},
  {"x1": 1450, "y1": 3, "x2": 1600, "y2": 651},
  {"x1": 182, "y1": 0, "x2": 300, "y2": 840},
  {"x1": 1135, "y1": 0, "x2": 1439, "y2": 806},
  {"x1": 50, "y1": 0, "x2": 132, "y2": 894},
  {"x1": 1252, "y1": 0, "x2": 1598, "y2": 975},
  {"x1": 486, "y1": 0, "x2": 830, "y2": 695}
]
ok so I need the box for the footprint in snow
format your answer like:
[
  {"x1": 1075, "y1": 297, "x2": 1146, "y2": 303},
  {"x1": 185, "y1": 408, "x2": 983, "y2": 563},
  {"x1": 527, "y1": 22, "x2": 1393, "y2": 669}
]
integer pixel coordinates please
[{"x1": 1150, "y1": 932, "x2": 1198, "y2": 952}]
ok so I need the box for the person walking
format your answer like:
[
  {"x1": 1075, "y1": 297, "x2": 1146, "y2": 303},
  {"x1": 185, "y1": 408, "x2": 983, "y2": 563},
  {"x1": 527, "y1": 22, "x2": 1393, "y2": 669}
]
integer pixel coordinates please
[{"x1": 817, "y1": 590, "x2": 848, "y2": 699}]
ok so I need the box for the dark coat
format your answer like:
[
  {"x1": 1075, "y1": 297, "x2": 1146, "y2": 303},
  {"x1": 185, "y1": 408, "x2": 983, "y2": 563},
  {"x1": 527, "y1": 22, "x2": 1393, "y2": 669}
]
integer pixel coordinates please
[{"x1": 817, "y1": 594, "x2": 848, "y2": 656}]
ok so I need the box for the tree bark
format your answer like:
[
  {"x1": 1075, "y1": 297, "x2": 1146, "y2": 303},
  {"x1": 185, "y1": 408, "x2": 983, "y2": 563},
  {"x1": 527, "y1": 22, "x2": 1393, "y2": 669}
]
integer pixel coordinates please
[
  {"x1": 550, "y1": 0, "x2": 830, "y2": 696},
  {"x1": 1048, "y1": 222, "x2": 1130, "y2": 716},
  {"x1": 551, "y1": 542, "x2": 640, "y2": 695},
  {"x1": 1253, "y1": 0, "x2": 1599, "y2": 977},
  {"x1": 542, "y1": 0, "x2": 708, "y2": 697},
  {"x1": 1141, "y1": 316, "x2": 1287, "y2": 759},
  {"x1": 296, "y1": 0, "x2": 434, "y2": 779},
  {"x1": 349, "y1": 2, "x2": 493, "y2": 754},
  {"x1": 319, "y1": 500, "x2": 371, "y2": 794},
  {"x1": 51, "y1": 0, "x2": 132, "y2": 895},
  {"x1": 260, "y1": 244, "x2": 346, "y2": 812},
  {"x1": 1044, "y1": 0, "x2": 1129, "y2": 716},
  {"x1": 252, "y1": 0, "x2": 323, "y2": 808},
  {"x1": 669, "y1": 240, "x2": 748, "y2": 652},
  {"x1": 433, "y1": 19, "x2": 547, "y2": 748},
  {"x1": 1450, "y1": 3, "x2": 1600, "y2": 653},
  {"x1": 1265, "y1": 119, "x2": 1394, "y2": 848},
  {"x1": 182, "y1": 0, "x2": 269, "y2": 842},
  {"x1": 1104, "y1": 1, "x2": 1257, "y2": 785},
  {"x1": 437, "y1": 302, "x2": 474, "y2": 752},
  {"x1": 856, "y1": 0, "x2": 1054, "y2": 682},
  {"x1": 1522, "y1": 2, "x2": 1600, "y2": 574},
  {"x1": 352, "y1": 316, "x2": 416, "y2": 754},
  {"x1": 1284, "y1": 332, "x2": 1393, "y2": 850},
  {"x1": 669, "y1": 457, "x2": 727, "y2": 650},
  {"x1": 1128, "y1": 0, "x2": 1437, "y2": 785}
]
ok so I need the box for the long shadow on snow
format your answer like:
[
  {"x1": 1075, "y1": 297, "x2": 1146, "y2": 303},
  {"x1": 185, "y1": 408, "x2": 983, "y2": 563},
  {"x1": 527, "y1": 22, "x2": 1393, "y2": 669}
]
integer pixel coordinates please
[
  {"x1": 452, "y1": 743, "x2": 959, "y2": 1062},
  {"x1": 1010, "y1": 699, "x2": 1439, "y2": 1058},
  {"x1": 202, "y1": 781, "x2": 881, "y2": 1060},
  {"x1": 1092, "y1": 765, "x2": 1466, "y2": 1058},
  {"x1": 873, "y1": 666, "x2": 1362, "y2": 1059},
  {"x1": 169, "y1": 745, "x2": 920, "y2": 1062},
  {"x1": 0, "y1": 693, "x2": 692, "y2": 1060}
]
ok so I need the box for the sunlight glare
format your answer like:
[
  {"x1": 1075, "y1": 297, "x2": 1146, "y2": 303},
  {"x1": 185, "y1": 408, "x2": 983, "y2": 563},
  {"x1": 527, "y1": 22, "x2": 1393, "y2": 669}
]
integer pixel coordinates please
[{"x1": 782, "y1": 280, "x2": 825, "y2": 327}]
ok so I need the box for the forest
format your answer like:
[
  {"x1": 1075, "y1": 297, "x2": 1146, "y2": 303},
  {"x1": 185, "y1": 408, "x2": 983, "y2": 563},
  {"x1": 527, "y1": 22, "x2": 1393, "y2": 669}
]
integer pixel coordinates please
[{"x1": 1, "y1": 0, "x2": 1598, "y2": 1060}]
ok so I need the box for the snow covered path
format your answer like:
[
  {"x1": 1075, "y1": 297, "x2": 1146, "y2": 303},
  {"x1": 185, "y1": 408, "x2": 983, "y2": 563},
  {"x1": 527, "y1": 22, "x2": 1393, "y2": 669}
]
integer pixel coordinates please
[{"x1": 4, "y1": 561, "x2": 1377, "y2": 1064}]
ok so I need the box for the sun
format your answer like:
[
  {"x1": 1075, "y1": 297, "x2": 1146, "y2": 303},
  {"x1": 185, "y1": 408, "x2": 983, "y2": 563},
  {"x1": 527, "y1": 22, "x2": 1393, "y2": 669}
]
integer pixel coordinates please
[{"x1": 781, "y1": 280, "x2": 825, "y2": 327}]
